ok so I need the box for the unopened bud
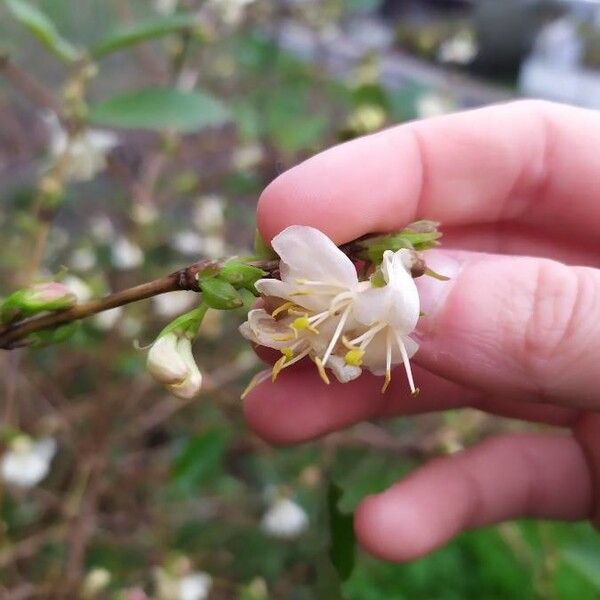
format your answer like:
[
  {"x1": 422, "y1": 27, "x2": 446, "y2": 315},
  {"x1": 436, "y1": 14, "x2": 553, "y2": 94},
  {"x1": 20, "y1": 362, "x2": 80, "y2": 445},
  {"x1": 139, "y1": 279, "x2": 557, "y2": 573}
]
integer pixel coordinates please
[
  {"x1": 218, "y1": 261, "x2": 265, "y2": 290},
  {"x1": 1, "y1": 282, "x2": 76, "y2": 324},
  {"x1": 199, "y1": 277, "x2": 243, "y2": 310}
]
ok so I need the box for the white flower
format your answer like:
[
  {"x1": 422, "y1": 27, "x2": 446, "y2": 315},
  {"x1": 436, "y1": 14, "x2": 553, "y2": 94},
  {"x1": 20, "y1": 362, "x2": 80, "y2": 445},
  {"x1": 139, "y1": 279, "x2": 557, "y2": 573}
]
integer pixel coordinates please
[
  {"x1": 70, "y1": 247, "x2": 97, "y2": 272},
  {"x1": 0, "y1": 436, "x2": 57, "y2": 489},
  {"x1": 112, "y1": 237, "x2": 144, "y2": 270},
  {"x1": 240, "y1": 226, "x2": 421, "y2": 394},
  {"x1": 261, "y1": 498, "x2": 309, "y2": 539},
  {"x1": 44, "y1": 112, "x2": 118, "y2": 183},
  {"x1": 232, "y1": 144, "x2": 264, "y2": 171},
  {"x1": 240, "y1": 226, "x2": 365, "y2": 386},
  {"x1": 132, "y1": 203, "x2": 159, "y2": 225},
  {"x1": 349, "y1": 249, "x2": 420, "y2": 393},
  {"x1": 82, "y1": 568, "x2": 111, "y2": 598},
  {"x1": 171, "y1": 231, "x2": 204, "y2": 255},
  {"x1": 154, "y1": 0, "x2": 178, "y2": 15},
  {"x1": 178, "y1": 573, "x2": 212, "y2": 600},
  {"x1": 147, "y1": 333, "x2": 202, "y2": 399},
  {"x1": 63, "y1": 275, "x2": 92, "y2": 302},
  {"x1": 416, "y1": 92, "x2": 455, "y2": 119},
  {"x1": 93, "y1": 306, "x2": 123, "y2": 331},
  {"x1": 152, "y1": 291, "x2": 197, "y2": 319},
  {"x1": 437, "y1": 33, "x2": 478, "y2": 65},
  {"x1": 202, "y1": 235, "x2": 225, "y2": 258},
  {"x1": 90, "y1": 215, "x2": 116, "y2": 243},
  {"x1": 193, "y1": 196, "x2": 225, "y2": 232}
]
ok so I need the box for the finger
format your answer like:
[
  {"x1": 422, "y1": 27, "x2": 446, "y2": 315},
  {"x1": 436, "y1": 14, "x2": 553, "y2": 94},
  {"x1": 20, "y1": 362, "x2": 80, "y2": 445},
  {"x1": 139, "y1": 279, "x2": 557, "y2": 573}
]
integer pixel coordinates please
[
  {"x1": 243, "y1": 361, "x2": 577, "y2": 445},
  {"x1": 258, "y1": 100, "x2": 600, "y2": 244},
  {"x1": 355, "y1": 433, "x2": 592, "y2": 562},
  {"x1": 416, "y1": 250, "x2": 600, "y2": 409},
  {"x1": 442, "y1": 222, "x2": 599, "y2": 268}
]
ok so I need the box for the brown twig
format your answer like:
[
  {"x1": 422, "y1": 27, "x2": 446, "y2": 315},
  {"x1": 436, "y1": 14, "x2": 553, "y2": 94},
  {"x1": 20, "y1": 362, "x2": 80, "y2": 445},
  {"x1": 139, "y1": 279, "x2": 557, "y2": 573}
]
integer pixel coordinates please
[{"x1": 0, "y1": 259, "x2": 279, "y2": 350}]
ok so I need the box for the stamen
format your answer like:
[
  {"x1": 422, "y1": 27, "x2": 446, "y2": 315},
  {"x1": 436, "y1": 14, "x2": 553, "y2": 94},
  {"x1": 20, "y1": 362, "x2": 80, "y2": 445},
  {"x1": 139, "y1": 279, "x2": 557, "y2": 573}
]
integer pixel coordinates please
[
  {"x1": 314, "y1": 357, "x2": 330, "y2": 385},
  {"x1": 271, "y1": 301, "x2": 295, "y2": 318},
  {"x1": 381, "y1": 329, "x2": 392, "y2": 394},
  {"x1": 344, "y1": 348, "x2": 364, "y2": 366},
  {"x1": 291, "y1": 316, "x2": 319, "y2": 334},
  {"x1": 241, "y1": 369, "x2": 271, "y2": 400},
  {"x1": 272, "y1": 333, "x2": 296, "y2": 342},
  {"x1": 321, "y1": 304, "x2": 352, "y2": 367},
  {"x1": 271, "y1": 355, "x2": 288, "y2": 382},
  {"x1": 348, "y1": 322, "x2": 386, "y2": 348},
  {"x1": 281, "y1": 347, "x2": 295, "y2": 360},
  {"x1": 395, "y1": 331, "x2": 418, "y2": 395}
]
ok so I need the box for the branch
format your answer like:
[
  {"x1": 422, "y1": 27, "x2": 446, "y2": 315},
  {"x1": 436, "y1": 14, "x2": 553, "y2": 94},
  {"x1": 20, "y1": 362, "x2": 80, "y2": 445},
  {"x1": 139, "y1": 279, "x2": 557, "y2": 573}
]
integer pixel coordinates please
[{"x1": 0, "y1": 259, "x2": 279, "y2": 350}]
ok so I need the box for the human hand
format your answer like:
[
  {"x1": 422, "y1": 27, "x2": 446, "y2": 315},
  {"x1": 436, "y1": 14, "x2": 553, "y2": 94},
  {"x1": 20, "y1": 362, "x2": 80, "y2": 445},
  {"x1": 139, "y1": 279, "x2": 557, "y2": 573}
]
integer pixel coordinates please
[{"x1": 244, "y1": 100, "x2": 600, "y2": 562}]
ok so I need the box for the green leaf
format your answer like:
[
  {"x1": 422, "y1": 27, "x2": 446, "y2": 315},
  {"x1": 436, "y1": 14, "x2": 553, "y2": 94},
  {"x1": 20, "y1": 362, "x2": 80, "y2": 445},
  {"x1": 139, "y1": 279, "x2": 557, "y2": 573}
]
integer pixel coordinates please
[
  {"x1": 327, "y1": 482, "x2": 356, "y2": 582},
  {"x1": 563, "y1": 543, "x2": 600, "y2": 590},
  {"x1": 88, "y1": 88, "x2": 230, "y2": 133},
  {"x1": 4, "y1": 0, "x2": 80, "y2": 62},
  {"x1": 199, "y1": 277, "x2": 243, "y2": 310},
  {"x1": 91, "y1": 14, "x2": 198, "y2": 58},
  {"x1": 253, "y1": 229, "x2": 277, "y2": 260},
  {"x1": 170, "y1": 429, "x2": 228, "y2": 494}
]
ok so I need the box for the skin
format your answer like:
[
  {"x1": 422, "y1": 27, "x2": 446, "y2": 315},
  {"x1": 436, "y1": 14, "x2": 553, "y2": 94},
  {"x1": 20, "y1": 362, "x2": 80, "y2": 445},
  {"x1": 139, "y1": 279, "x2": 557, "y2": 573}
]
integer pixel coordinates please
[{"x1": 244, "y1": 100, "x2": 600, "y2": 562}]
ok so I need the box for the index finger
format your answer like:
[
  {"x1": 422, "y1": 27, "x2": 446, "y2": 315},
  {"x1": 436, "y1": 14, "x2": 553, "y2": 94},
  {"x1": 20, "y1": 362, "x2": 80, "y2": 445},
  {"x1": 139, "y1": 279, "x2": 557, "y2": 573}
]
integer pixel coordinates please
[{"x1": 257, "y1": 100, "x2": 600, "y2": 244}]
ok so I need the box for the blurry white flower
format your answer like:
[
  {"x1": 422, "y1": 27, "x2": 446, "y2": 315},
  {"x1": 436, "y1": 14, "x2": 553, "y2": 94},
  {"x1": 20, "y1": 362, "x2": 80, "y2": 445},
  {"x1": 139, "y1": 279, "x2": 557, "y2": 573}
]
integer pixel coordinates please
[
  {"x1": 44, "y1": 113, "x2": 118, "y2": 182},
  {"x1": 154, "y1": 0, "x2": 178, "y2": 15},
  {"x1": 437, "y1": 33, "x2": 478, "y2": 65},
  {"x1": 63, "y1": 275, "x2": 92, "y2": 302},
  {"x1": 112, "y1": 237, "x2": 144, "y2": 270},
  {"x1": 70, "y1": 247, "x2": 97, "y2": 272},
  {"x1": 207, "y1": 0, "x2": 256, "y2": 26},
  {"x1": 82, "y1": 567, "x2": 111, "y2": 598},
  {"x1": 178, "y1": 573, "x2": 212, "y2": 600},
  {"x1": 132, "y1": 203, "x2": 159, "y2": 226},
  {"x1": 0, "y1": 436, "x2": 57, "y2": 489},
  {"x1": 171, "y1": 231, "x2": 204, "y2": 255},
  {"x1": 202, "y1": 235, "x2": 225, "y2": 258},
  {"x1": 93, "y1": 306, "x2": 123, "y2": 331},
  {"x1": 90, "y1": 215, "x2": 116, "y2": 243},
  {"x1": 416, "y1": 92, "x2": 455, "y2": 119},
  {"x1": 152, "y1": 291, "x2": 197, "y2": 319},
  {"x1": 119, "y1": 316, "x2": 142, "y2": 338},
  {"x1": 147, "y1": 333, "x2": 202, "y2": 399},
  {"x1": 193, "y1": 195, "x2": 225, "y2": 232},
  {"x1": 347, "y1": 104, "x2": 386, "y2": 133},
  {"x1": 232, "y1": 144, "x2": 264, "y2": 171},
  {"x1": 261, "y1": 498, "x2": 309, "y2": 539}
]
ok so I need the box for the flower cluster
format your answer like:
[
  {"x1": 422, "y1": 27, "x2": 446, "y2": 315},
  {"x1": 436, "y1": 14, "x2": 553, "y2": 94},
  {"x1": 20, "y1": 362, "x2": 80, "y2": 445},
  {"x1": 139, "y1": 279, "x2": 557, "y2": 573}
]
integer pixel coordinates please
[{"x1": 240, "y1": 226, "x2": 421, "y2": 396}]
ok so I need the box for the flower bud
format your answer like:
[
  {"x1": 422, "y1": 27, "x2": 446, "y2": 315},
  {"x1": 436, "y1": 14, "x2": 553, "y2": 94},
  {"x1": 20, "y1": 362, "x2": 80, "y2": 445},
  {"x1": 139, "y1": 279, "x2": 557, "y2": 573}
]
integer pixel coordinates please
[
  {"x1": 218, "y1": 261, "x2": 266, "y2": 291},
  {"x1": 1, "y1": 282, "x2": 77, "y2": 323},
  {"x1": 146, "y1": 333, "x2": 202, "y2": 399},
  {"x1": 199, "y1": 277, "x2": 243, "y2": 310}
]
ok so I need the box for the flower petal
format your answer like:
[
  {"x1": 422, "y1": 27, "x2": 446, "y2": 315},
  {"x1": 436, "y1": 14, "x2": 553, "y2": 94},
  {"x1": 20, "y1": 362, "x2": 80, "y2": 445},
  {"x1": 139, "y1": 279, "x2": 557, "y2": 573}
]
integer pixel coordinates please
[{"x1": 271, "y1": 226, "x2": 358, "y2": 288}]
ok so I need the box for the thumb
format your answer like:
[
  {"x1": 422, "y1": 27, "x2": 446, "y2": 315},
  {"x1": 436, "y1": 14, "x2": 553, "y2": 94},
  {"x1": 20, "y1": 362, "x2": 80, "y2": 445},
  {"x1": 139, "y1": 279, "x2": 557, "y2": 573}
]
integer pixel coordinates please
[{"x1": 415, "y1": 250, "x2": 600, "y2": 409}]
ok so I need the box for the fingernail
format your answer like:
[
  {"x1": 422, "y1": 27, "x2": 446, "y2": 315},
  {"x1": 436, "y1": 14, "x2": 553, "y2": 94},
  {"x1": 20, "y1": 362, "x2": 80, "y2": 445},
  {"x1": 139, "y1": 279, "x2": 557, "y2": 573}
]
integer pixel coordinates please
[{"x1": 416, "y1": 250, "x2": 463, "y2": 330}]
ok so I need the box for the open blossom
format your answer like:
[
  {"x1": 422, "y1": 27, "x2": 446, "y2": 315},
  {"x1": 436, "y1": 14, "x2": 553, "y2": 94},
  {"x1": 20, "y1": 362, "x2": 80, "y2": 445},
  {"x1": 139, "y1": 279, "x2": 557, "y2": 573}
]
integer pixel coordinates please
[
  {"x1": 0, "y1": 436, "x2": 57, "y2": 489},
  {"x1": 240, "y1": 225, "x2": 421, "y2": 394},
  {"x1": 147, "y1": 332, "x2": 202, "y2": 399},
  {"x1": 44, "y1": 112, "x2": 118, "y2": 182}
]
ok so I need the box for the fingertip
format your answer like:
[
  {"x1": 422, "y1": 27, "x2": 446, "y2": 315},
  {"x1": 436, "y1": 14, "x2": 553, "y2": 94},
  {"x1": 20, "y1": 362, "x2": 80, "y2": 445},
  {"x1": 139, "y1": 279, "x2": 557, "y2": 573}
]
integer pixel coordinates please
[{"x1": 355, "y1": 491, "x2": 439, "y2": 562}]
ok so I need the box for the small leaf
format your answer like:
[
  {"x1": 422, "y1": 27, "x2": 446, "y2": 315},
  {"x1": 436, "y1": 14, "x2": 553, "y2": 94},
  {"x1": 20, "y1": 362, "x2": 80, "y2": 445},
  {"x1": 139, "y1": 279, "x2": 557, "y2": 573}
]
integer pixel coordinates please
[
  {"x1": 199, "y1": 277, "x2": 243, "y2": 310},
  {"x1": 88, "y1": 88, "x2": 230, "y2": 133},
  {"x1": 219, "y1": 261, "x2": 265, "y2": 290},
  {"x1": 327, "y1": 482, "x2": 356, "y2": 582},
  {"x1": 253, "y1": 229, "x2": 277, "y2": 260},
  {"x1": 4, "y1": 0, "x2": 80, "y2": 62},
  {"x1": 91, "y1": 14, "x2": 199, "y2": 58}
]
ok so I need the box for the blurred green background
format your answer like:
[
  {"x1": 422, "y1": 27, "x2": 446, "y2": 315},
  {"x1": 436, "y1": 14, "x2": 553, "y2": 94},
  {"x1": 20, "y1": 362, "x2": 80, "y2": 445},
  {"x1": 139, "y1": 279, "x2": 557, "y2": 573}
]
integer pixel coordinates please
[{"x1": 1, "y1": 0, "x2": 600, "y2": 598}]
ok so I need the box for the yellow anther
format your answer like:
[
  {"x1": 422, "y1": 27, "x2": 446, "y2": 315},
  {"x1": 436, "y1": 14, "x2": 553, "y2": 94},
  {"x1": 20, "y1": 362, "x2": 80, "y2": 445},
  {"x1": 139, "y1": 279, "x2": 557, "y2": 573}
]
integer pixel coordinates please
[
  {"x1": 291, "y1": 317, "x2": 319, "y2": 335},
  {"x1": 314, "y1": 357, "x2": 330, "y2": 385},
  {"x1": 271, "y1": 301, "x2": 295, "y2": 318},
  {"x1": 381, "y1": 370, "x2": 391, "y2": 394},
  {"x1": 281, "y1": 347, "x2": 295, "y2": 360},
  {"x1": 344, "y1": 348, "x2": 364, "y2": 366},
  {"x1": 271, "y1": 355, "x2": 287, "y2": 382}
]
